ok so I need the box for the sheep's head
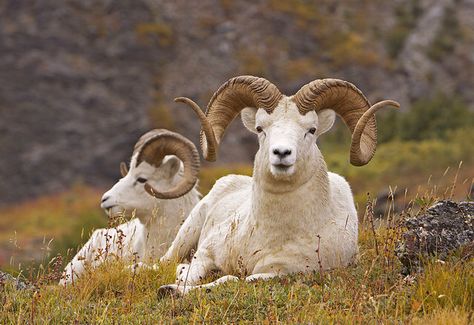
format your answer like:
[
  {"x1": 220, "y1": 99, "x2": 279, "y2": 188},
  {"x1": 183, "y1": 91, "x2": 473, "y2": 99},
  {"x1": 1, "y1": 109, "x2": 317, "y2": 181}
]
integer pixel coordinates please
[
  {"x1": 176, "y1": 76, "x2": 399, "y2": 187},
  {"x1": 100, "y1": 129, "x2": 200, "y2": 222},
  {"x1": 240, "y1": 98, "x2": 336, "y2": 187}
]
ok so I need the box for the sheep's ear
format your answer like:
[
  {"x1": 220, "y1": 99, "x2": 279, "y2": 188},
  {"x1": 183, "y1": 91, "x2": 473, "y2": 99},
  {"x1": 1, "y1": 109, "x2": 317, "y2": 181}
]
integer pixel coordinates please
[
  {"x1": 160, "y1": 156, "x2": 181, "y2": 178},
  {"x1": 316, "y1": 109, "x2": 336, "y2": 137},
  {"x1": 241, "y1": 107, "x2": 258, "y2": 134}
]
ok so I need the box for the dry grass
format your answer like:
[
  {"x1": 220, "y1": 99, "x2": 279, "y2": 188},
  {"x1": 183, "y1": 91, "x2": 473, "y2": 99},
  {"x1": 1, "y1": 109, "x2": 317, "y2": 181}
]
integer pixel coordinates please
[
  {"x1": 0, "y1": 137, "x2": 472, "y2": 322},
  {"x1": 0, "y1": 176, "x2": 472, "y2": 323},
  {"x1": 0, "y1": 216, "x2": 472, "y2": 323}
]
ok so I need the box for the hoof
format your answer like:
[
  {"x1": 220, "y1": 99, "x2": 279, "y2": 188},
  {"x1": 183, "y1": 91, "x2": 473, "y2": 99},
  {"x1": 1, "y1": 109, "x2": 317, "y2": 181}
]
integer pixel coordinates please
[{"x1": 157, "y1": 284, "x2": 180, "y2": 299}]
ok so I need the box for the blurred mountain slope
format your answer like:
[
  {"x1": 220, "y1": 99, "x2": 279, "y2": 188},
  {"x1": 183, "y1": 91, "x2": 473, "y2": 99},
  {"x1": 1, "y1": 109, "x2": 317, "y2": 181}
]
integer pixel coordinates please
[{"x1": 0, "y1": 0, "x2": 473, "y2": 204}]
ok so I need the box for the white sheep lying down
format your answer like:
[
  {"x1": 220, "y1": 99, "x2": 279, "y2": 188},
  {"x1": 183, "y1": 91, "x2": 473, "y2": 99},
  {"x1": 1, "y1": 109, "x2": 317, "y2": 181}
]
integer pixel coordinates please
[
  {"x1": 60, "y1": 129, "x2": 201, "y2": 285},
  {"x1": 158, "y1": 76, "x2": 399, "y2": 296}
]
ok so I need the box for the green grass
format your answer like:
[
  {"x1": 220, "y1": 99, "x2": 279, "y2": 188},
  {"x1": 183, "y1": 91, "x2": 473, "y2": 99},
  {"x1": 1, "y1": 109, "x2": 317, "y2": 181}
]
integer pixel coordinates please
[
  {"x1": 322, "y1": 128, "x2": 474, "y2": 211},
  {"x1": 1, "y1": 223, "x2": 472, "y2": 323}
]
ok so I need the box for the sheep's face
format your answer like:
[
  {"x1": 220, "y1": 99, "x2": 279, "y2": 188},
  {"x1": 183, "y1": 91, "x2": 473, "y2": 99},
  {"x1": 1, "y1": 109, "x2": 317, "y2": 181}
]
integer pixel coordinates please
[
  {"x1": 242, "y1": 97, "x2": 335, "y2": 188},
  {"x1": 100, "y1": 155, "x2": 182, "y2": 223}
]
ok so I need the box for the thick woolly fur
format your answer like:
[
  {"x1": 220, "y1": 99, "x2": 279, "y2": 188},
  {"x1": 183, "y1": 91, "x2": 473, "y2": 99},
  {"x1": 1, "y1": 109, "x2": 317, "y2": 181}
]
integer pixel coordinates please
[
  {"x1": 160, "y1": 97, "x2": 358, "y2": 295},
  {"x1": 60, "y1": 153, "x2": 200, "y2": 285}
]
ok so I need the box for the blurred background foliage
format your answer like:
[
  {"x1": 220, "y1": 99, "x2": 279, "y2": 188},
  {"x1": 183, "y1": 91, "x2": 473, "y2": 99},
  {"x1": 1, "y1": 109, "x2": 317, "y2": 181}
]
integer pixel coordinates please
[
  {"x1": 325, "y1": 92, "x2": 474, "y2": 145},
  {"x1": 379, "y1": 93, "x2": 473, "y2": 142}
]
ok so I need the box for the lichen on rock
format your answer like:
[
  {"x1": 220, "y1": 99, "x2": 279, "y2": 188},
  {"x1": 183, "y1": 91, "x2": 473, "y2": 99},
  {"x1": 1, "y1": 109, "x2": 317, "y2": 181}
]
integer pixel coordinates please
[{"x1": 396, "y1": 200, "x2": 473, "y2": 274}]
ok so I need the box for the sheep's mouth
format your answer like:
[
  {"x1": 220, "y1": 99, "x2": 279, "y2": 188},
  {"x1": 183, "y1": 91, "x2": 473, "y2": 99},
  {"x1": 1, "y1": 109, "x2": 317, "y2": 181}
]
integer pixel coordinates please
[
  {"x1": 273, "y1": 163, "x2": 291, "y2": 170},
  {"x1": 270, "y1": 163, "x2": 295, "y2": 176},
  {"x1": 103, "y1": 205, "x2": 120, "y2": 217},
  {"x1": 104, "y1": 206, "x2": 137, "y2": 220}
]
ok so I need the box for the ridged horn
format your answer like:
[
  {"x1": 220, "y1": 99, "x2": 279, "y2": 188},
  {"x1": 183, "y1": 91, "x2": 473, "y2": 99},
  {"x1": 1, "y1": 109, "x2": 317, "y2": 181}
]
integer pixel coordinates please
[
  {"x1": 135, "y1": 129, "x2": 200, "y2": 199},
  {"x1": 175, "y1": 75, "x2": 283, "y2": 161},
  {"x1": 293, "y1": 79, "x2": 399, "y2": 166}
]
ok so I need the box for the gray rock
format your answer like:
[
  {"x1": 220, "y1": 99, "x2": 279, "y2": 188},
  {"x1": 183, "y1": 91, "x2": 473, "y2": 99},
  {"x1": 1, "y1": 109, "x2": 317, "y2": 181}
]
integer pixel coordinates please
[
  {"x1": 396, "y1": 200, "x2": 474, "y2": 274},
  {"x1": 0, "y1": 270, "x2": 34, "y2": 290}
]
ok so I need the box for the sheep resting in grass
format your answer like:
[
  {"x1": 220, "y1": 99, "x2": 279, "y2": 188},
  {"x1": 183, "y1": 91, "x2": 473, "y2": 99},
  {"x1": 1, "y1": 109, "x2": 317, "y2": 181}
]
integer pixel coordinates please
[
  {"x1": 60, "y1": 129, "x2": 201, "y2": 285},
  {"x1": 158, "y1": 76, "x2": 399, "y2": 296}
]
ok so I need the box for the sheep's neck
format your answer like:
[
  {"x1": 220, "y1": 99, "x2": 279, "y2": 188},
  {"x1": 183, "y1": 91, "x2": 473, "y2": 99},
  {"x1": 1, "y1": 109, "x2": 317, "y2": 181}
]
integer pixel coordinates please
[
  {"x1": 145, "y1": 170, "x2": 197, "y2": 240},
  {"x1": 251, "y1": 160, "x2": 330, "y2": 231},
  {"x1": 143, "y1": 189, "x2": 199, "y2": 257}
]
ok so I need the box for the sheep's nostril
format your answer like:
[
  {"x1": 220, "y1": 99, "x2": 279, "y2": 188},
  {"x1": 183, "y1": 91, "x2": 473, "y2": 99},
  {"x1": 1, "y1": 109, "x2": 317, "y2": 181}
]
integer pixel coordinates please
[
  {"x1": 273, "y1": 148, "x2": 292, "y2": 158},
  {"x1": 101, "y1": 196, "x2": 110, "y2": 203}
]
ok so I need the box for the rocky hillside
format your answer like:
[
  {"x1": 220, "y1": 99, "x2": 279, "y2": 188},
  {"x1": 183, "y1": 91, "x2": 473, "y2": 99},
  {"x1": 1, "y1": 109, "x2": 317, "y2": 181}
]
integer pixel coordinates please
[{"x1": 0, "y1": 0, "x2": 473, "y2": 205}]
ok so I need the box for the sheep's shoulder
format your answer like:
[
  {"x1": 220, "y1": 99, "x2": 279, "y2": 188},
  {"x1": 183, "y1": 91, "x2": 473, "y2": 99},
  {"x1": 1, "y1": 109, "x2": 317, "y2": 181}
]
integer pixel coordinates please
[
  {"x1": 206, "y1": 174, "x2": 252, "y2": 200},
  {"x1": 198, "y1": 175, "x2": 252, "y2": 225},
  {"x1": 327, "y1": 172, "x2": 355, "y2": 208},
  {"x1": 328, "y1": 172, "x2": 351, "y2": 193}
]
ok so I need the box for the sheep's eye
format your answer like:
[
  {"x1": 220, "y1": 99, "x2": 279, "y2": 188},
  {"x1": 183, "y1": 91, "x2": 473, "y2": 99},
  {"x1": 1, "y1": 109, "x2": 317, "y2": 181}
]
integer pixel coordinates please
[
  {"x1": 308, "y1": 127, "x2": 317, "y2": 135},
  {"x1": 136, "y1": 177, "x2": 147, "y2": 183},
  {"x1": 256, "y1": 126, "x2": 263, "y2": 133}
]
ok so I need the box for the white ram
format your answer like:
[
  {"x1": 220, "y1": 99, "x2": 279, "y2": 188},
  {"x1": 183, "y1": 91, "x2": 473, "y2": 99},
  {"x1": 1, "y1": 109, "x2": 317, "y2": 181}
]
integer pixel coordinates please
[
  {"x1": 158, "y1": 76, "x2": 399, "y2": 295},
  {"x1": 60, "y1": 129, "x2": 201, "y2": 285}
]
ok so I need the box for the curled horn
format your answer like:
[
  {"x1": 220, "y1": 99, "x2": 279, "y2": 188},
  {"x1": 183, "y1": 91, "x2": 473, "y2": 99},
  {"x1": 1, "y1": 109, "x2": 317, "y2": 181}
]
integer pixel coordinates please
[
  {"x1": 120, "y1": 162, "x2": 128, "y2": 177},
  {"x1": 293, "y1": 79, "x2": 399, "y2": 166},
  {"x1": 134, "y1": 129, "x2": 200, "y2": 199},
  {"x1": 175, "y1": 75, "x2": 283, "y2": 161}
]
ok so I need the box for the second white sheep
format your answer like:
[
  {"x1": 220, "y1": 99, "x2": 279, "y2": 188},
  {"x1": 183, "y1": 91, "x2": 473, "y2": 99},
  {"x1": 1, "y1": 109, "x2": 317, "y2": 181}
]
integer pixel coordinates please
[{"x1": 60, "y1": 129, "x2": 201, "y2": 285}]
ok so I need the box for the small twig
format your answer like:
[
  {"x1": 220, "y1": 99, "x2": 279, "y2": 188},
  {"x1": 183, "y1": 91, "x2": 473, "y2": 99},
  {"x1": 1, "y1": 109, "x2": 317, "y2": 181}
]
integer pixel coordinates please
[
  {"x1": 30, "y1": 290, "x2": 39, "y2": 324},
  {"x1": 365, "y1": 194, "x2": 379, "y2": 256},
  {"x1": 127, "y1": 252, "x2": 139, "y2": 311},
  {"x1": 117, "y1": 228, "x2": 126, "y2": 258},
  {"x1": 182, "y1": 249, "x2": 195, "y2": 295},
  {"x1": 315, "y1": 234, "x2": 325, "y2": 303},
  {"x1": 383, "y1": 187, "x2": 396, "y2": 268},
  {"x1": 316, "y1": 234, "x2": 324, "y2": 276}
]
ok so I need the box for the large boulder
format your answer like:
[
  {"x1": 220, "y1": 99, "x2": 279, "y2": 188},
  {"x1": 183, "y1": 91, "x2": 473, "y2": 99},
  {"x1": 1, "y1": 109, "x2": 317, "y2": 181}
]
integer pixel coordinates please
[{"x1": 396, "y1": 200, "x2": 473, "y2": 274}]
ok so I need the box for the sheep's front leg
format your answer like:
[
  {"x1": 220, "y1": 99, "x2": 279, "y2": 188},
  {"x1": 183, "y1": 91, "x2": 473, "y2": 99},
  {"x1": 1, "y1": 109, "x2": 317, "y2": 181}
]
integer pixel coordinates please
[
  {"x1": 175, "y1": 250, "x2": 215, "y2": 286},
  {"x1": 245, "y1": 273, "x2": 278, "y2": 282},
  {"x1": 160, "y1": 200, "x2": 209, "y2": 263},
  {"x1": 60, "y1": 228, "x2": 108, "y2": 285},
  {"x1": 157, "y1": 273, "x2": 280, "y2": 298},
  {"x1": 60, "y1": 220, "x2": 143, "y2": 285},
  {"x1": 127, "y1": 262, "x2": 159, "y2": 273},
  {"x1": 158, "y1": 275, "x2": 239, "y2": 297},
  {"x1": 158, "y1": 250, "x2": 220, "y2": 297}
]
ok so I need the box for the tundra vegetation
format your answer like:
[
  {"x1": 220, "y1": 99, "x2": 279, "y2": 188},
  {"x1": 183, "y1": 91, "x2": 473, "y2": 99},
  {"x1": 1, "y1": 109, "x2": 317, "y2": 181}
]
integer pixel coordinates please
[
  {"x1": 0, "y1": 92, "x2": 473, "y2": 323},
  {"x1": 0, "y1": 182, "x2": 472, "y2": 323}
]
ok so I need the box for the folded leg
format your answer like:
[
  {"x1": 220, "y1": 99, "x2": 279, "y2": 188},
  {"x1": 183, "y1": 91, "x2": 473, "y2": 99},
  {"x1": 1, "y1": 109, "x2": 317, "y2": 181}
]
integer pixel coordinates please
[{"x1": 158, "y1": 275, "x2": 239, "y2": 297}]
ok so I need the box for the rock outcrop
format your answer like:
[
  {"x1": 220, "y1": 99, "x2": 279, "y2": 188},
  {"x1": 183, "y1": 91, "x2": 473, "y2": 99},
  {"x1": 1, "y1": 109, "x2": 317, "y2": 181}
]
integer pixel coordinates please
[{"x1": 396, "y1": 200, "x2": 474, "y2": 274}]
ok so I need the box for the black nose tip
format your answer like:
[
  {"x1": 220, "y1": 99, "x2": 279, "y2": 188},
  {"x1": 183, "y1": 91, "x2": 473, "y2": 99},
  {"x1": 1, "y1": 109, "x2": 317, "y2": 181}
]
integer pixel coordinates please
[
  {"x1": 273, "y1": 148, "x2": 292, "y2": 158},
  {"x1": 101, "y1": 196, "x2": 110, "y2": 203}
]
